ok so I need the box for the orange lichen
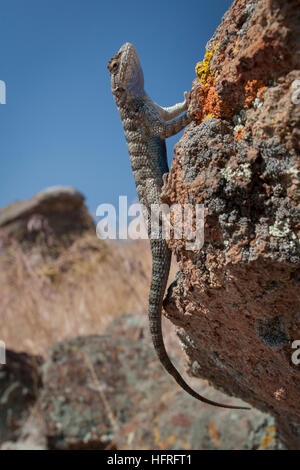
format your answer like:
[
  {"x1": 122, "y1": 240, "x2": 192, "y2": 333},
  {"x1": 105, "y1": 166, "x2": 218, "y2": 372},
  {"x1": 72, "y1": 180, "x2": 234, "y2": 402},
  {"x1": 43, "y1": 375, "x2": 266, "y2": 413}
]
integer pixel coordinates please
[
  {"x1": 235, "y1": 127, "x2": 246, "y2": 141},
  {"x1": 193, "y1": 43, "x2": 234, "y2": 124},
  {"x1": 153, "y1": 425, "x2": 178, "y2": 449},
  {"x1": 193, "y1": 76, "x2": 233, "y2": 124},
  {"x1": 244, "y1": 80, "x2": 266, "y2": 108},
  {"x1": 209, "y1": 420, "x2": 220, "y2": 447}
]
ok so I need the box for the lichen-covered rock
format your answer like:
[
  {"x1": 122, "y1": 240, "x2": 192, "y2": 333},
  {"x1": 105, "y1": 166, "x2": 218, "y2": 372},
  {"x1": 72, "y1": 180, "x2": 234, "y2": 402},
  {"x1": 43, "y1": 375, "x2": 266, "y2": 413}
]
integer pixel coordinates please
[
  {"x1": 0, "y1": 350, "x2": 43, "y2": 444},
  {"x1": 39, "y1": 314, "x2": 283, "y2": 450},
  {"x1": 40, "y1": 327, "x2": 168, "y2": 450},
  {"x1": 161, "y1": 0, "x2": 300, "y2": 449}
]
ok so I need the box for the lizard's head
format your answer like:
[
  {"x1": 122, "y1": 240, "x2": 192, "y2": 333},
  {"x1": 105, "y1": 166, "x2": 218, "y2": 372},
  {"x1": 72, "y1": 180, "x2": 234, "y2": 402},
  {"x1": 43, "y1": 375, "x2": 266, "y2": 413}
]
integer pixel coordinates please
[{"x1": 108, "y1": 43, "x2": 144, "y2": 102}]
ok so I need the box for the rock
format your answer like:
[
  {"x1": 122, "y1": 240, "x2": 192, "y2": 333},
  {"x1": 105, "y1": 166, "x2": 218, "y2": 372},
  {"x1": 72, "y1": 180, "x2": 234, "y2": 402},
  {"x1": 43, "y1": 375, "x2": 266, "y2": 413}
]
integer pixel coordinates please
[
  {"x1": 39, "y1": 324, "x2": 157, "y2": 450},
  {"x1": 0, "y1": 441, "x2": 45, "y2": 450},
  {"x1": 0, "y1": 186, "x2": 94, "y2": 249},
  {"x1": 0, "y1": 412, "x2": 47, "y2": 450},
  {"x1": 0, "y1": 350, "x2": 43, "y2": 444},
  {"x1": 161, "y1": 0, "x2": 300, "y2": 449},
  {"x1": 39, "y1": 314, "x2": 283, "y2": 450}
]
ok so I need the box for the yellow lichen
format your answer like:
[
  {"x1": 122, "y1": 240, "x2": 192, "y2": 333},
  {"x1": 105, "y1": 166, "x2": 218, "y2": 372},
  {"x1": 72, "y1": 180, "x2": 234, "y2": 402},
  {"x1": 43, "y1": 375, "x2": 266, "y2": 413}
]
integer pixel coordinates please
[
  {"x1": 258, "y1": 426, "x2": 276, "y2": 450},
  {"x1": 204, "y1": 113, "x2": 216, "y2": 120},
  {"x1": 153, "y1": 426, "x2": 161, "y2": 447},
  {"x1": 181, "y1": 441, "x2": 192, "y2": 450},
  {"x1": 193, "y1": 43, "x2": 234, "y2": 123},
  {"x1": 195, "y1": 43, "x2": 219, "y2": 86},
  {"x1": 153, "y1": 426, "x2": 178, "y2": 449},
  {"x1": 165, "y1": 435, "x2": 176, "y2": 446}
]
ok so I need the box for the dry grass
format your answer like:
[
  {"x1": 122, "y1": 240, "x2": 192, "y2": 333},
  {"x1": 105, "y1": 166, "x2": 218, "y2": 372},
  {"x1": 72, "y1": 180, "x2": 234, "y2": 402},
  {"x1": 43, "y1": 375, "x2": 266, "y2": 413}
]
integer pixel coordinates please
[{"x1": 0, "y1": 234, "x2": 157, "y2": 357}]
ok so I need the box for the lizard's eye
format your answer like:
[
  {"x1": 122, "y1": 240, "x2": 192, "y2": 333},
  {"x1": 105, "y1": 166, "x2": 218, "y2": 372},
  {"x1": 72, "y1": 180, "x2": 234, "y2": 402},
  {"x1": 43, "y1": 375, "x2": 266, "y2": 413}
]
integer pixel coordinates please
[{"x1": 112, "y1": 62, "x2": 119, "y2": 72}]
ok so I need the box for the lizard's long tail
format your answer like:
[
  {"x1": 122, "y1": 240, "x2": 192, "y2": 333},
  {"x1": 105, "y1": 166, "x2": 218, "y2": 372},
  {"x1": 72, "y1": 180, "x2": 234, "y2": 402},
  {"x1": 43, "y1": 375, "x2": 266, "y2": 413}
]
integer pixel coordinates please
[{"x1": 149, "y1": 239, "x2": 250, "y2": 410}]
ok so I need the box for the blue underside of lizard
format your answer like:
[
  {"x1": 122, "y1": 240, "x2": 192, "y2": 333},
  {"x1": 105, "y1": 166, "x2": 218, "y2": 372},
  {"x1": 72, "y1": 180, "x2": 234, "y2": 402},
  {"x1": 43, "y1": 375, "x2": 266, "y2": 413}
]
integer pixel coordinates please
[{"x1": 151, "y1": 136, "x2": 169, "y2": 177}]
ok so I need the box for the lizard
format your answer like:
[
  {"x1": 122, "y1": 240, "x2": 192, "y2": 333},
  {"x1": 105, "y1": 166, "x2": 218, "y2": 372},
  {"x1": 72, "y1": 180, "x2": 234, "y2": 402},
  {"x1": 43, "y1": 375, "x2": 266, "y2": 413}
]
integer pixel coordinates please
[{"x1": 108, "y1": 42, "x2": 249, "y2": 410}]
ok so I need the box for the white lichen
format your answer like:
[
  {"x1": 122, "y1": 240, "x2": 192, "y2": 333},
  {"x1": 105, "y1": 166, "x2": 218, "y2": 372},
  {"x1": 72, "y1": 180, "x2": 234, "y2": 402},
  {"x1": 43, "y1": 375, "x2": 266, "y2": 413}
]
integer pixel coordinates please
[
  {"x1": 221, "y1": 162, "x2": 252, "y2": 182},
  {"x1": 285, "y1": 166, "x2": 299, "y2": 177},
  {"x1": 220, "y1": 167, "x2": 234, "y2": 181},
  {"x1": 234, "y1": 124, "x2": 244, "y2": 133},
  {"x1": 252, "y1": 97, "x2": 263, "y2": 109},
  {"x1": 237, "y1": 163, "x2": 252, "y2": 179},
  {"x1": 233, "y1": 109, "x2": 247, "y2": 126},
  {"x1": 269, "y1": 219, "x2": 290, "y2": 238}
]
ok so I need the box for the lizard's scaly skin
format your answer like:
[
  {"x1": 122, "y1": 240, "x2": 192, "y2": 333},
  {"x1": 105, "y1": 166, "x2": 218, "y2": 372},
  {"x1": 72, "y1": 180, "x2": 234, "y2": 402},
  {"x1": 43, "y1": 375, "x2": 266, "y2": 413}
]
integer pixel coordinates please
[{"x1": 108, "y1": 43, "x2": 249, "y2": 410}]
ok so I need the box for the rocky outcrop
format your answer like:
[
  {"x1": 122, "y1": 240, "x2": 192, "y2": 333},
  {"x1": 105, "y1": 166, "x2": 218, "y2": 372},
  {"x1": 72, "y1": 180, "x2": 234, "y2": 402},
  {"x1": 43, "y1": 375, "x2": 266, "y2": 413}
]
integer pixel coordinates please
[
  {"x1": 161, "y1": 0, "x2": 300, "y2": 449},
  {"x1": 39, "y1": 314, "x2": 282, "y2": 450},
  {"x1": 0, "y1": 350, "x2": 43, "y2": 444},
  {"x1": 0, "y1": 314, "x2": 285, "y2": 450},
  {"x1": 0, "y1": 186, "x2": 94, "y2": 249}
]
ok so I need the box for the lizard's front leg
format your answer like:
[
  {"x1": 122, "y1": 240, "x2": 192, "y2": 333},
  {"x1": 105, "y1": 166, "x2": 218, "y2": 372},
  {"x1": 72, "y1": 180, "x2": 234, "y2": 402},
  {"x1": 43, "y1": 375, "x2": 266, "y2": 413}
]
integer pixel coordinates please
[
  {"x1": 156, "y1": 91, "x2": 190, "y2": 121},
  {"x1": 146, "y1": 110, "x2": 191, "y2": 140}
]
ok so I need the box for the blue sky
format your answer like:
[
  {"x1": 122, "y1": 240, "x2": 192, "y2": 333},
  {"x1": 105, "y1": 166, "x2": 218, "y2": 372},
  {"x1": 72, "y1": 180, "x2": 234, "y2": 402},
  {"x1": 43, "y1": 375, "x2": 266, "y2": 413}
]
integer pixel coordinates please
[{"x1": 0, "y1": 0, "x2": 232, "y2": 217}]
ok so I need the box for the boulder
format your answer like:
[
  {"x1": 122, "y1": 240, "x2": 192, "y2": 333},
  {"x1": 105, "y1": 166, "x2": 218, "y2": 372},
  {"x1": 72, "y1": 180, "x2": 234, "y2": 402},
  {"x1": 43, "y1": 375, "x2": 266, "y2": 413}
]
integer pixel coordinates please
[
  {"x1": 0, "y1": 350, "x2": 43, "y2": 444},
  {"x1": 39, "y1": 314, "x2": 283, "y2": 450},
  {"x1": 0, "y1": 186, "x2": 94, "y2": 249},
  {"x1": 161, "y1": 0, "x2": 300, "y2": 449}
]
